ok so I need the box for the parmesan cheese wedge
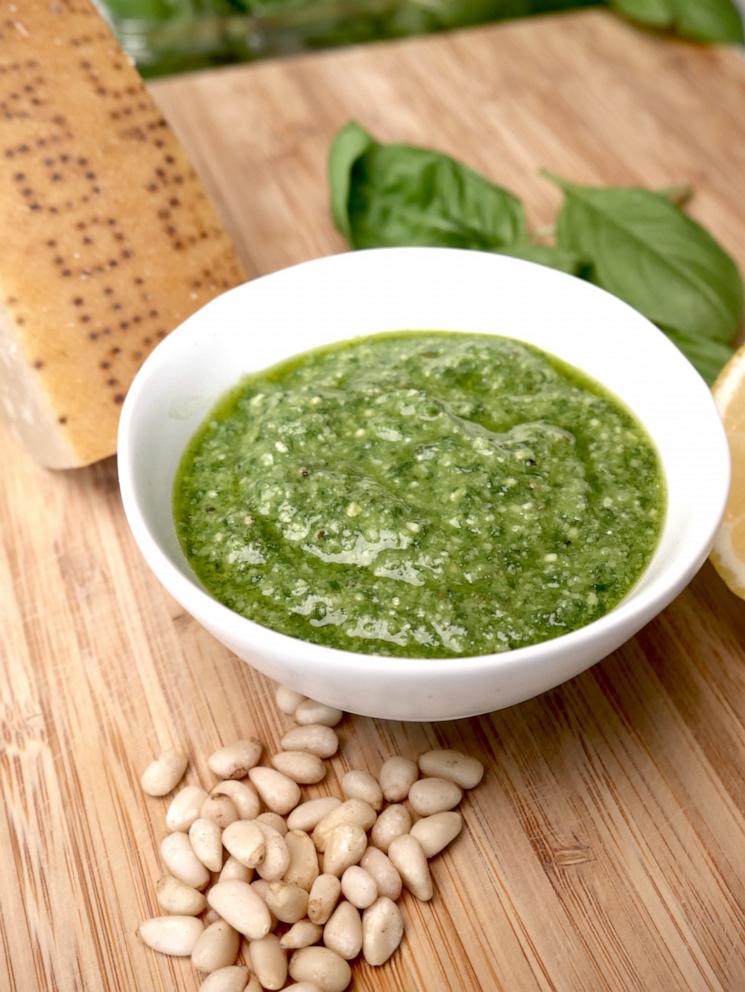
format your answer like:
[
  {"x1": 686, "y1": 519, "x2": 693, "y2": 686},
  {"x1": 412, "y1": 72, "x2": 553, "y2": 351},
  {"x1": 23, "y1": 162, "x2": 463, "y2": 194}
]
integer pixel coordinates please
[{"x1": 0, "y1": 0, "x2": 246, "y2": 467}]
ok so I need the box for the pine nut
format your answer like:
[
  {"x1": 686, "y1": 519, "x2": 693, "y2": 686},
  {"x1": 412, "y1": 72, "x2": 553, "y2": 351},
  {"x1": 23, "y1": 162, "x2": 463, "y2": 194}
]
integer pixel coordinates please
[
  {"x1": 378, "y1": 756, "x2": 418, "y2": 803},
  {"x1": 166, "y1": 785, "x2": 208, "y2": 832},
  {"x1": 137, "y1": 689, "x2": 481, "y2": 985},
  {"x1": 140, "y1": 748, "x2": 188, "y2": 797},
  {"x1": 265, "y1": 881, "x2": 309, "y2": 923},
  {"x1": 219, "y1": 855, "x2": 253, "y2": 884},
  {"x1": 191, "y1": 920, "x2": 240, "y2": 973},
  {"x1": 289, "y1": 946, "x2": 352, "y2": 992},
  {"x1": 284, "y1": 829, "x2": 320, "y2": 891},
  {"x1": 155, "y1": 875, "x2": 207, "y2": 916},
  {"x1": 294, "y1": 700, "x2": 344, "y2": 728},
  {"x1": 280, "y1": 725, "x2": 339, "y2": 760},
  {"x1": 189, "y1": 817, "x2": 224, "y2": 872},
  {"x1": 256, "y1": 811, "x2": 289, "y2": 836},
  {"x1": 201, "y1": 794, "x2": 239, "y2": 829},
  {"x1": 340, "y1": 865, "x2": 378, "y2": 909},
  {"x1": 207, "y1": 880, "x2": 272, "y2": 939},
  {"x1": 341, "y1": 770, "x2": 382, "y2": 811},
  {"x1": 255, "y1": 821, "x2": 291, "y2": 881},
  {"x1": 251, "y1": 878, "x2": 271, "y2": 898},
  {"x1": 323, "y1": 900, "x2": 362, "y2": 961},
  {"x1": 370, "y1": 804, "x2": 411, "y2": 853},
  {"x1": 362, "y1": 897, "x2": 404, "y2": 966},
  {"x1": 322, "y1": 824, "x2": 367, "y2": 877},
  {"x1": 360, "y1": 847, "x2": 402, "y2": 902},
  {"x1": 249, "y1": 933, "x2": 288, "y2": 990},
  {"x1": 408, "y1": 777, "x2": 462, "y2": 815},
  {"x1": 287, "y1": 798, "x2": 342, "y2": 832},
  {"x1": 410, "y1": 810, "x2": 463, "y2": 857},
  {"x1": 280, "y1": 920, "x2": 323, "y2": 950},
  {"x1": 223, "y1": 819, "x2": 266, "y2": 868},
  {"x1": 198, "y1": 965, "x2": 250, "y2": 992},
  {"x1": 137, "y1": 916, "x2": 203, "y2": 956},
  {"x1": 211, "y1": 780, "x2": 261, "y2": 821},
  {"x1": 271, "y1": 751, "x2": 326, "y2": 785},
  {"x1": 251, "y1": 879, "x2": 278, "y2": 928},
  {"x1": 275, "y1": 684, "x2": 307, "y2": 715},
  {"x1": 208, "y1": 739, "x2": 263, "y2": 780},
  {"x1": 160, "y1": 832, "x2": 210, "y2": 890},
  {"x1": 418, "y1": 748, "x2": 484, "y2": 789},
  {"x1": 387, "y1": 835, "x2": 433, "y2": 902},
  {"x1": 249, "y1": 767, "x2": 301, "y2": 815},
  {"x1": 307, "y1": 874, "x2": 342, "y2": 925},
  {"x1": 312, "y1": 800, "x2": 376, "y2": 852}
]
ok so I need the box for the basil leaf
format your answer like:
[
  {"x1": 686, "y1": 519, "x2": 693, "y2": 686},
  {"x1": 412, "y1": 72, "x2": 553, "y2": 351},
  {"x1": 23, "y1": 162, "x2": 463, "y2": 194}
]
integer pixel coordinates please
[
  {"x1": 498, "y1": 242, "x2": 585, "y2": 275},
  {"x1": 661, "y1": 328, "x2": 734, "y2": 384},
  {"x1": 328, "y1": 121, "x2": 374, "y2": 241},
  {"x1": 546, "y1": 172, "x2": 744, "y2": 348},
  {"x1": 610, "y1": 0, "x2": 744, "y2": 43},
  {"x1": 328, "y1": 127, "x2": 742, "y2": 383},
  {"x1": 330, "y1": 125, "x2": 526, "y2": 250}
]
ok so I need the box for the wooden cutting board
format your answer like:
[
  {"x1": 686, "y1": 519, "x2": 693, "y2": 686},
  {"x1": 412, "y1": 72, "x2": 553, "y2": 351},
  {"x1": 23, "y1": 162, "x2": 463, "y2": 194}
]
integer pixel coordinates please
[{"x1": 2, "y1": 10, "x2": 745, "y2": 991}]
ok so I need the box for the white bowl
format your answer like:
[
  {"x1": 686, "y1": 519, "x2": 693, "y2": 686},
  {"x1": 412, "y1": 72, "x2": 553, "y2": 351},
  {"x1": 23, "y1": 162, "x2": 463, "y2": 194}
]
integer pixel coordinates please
[{"x1": 118, "y1": 247, "x2": 729, "y2": 721}]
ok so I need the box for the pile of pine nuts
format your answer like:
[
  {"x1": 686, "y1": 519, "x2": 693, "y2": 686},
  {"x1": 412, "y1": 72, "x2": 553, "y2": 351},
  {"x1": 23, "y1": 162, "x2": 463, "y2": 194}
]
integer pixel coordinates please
[{"x1": 138, "y1": 683, "x2": 484, "y2": 992}]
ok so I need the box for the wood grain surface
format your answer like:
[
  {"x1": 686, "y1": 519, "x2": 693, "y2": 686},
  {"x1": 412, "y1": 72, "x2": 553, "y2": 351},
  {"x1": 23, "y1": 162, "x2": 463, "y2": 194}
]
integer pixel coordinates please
[{"x1": 2, "y1": 10, "x2": 745, "y2": 991}]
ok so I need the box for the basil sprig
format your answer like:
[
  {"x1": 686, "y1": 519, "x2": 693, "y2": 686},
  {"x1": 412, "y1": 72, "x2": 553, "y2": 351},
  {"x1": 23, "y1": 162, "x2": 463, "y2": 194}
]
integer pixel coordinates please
[{"x1": 329, "y1": 122, "x2": 743, "y2": 382}]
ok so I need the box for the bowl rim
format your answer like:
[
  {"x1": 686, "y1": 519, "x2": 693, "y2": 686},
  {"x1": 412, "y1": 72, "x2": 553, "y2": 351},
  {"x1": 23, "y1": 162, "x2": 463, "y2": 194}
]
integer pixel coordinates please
[{"x1": 118, "y1": 246, "x2": 730, "y2": 680}]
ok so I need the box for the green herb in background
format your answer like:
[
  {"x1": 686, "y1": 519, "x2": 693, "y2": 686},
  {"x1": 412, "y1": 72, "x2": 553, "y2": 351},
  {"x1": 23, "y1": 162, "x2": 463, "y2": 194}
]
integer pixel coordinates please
[
  {"x1": 609, "y1": 0, "x2": 744, "y2": 43},
  {"x1": 104, "y1": 0, "x2": 742, "y2": 77},
  {"x1": 329, "y1": 121, "x2": 744, "y2": 382},
  {"x1": 247, "y1": 0, "x2": 744, "y2": 42},
  {"x1": 221, "y1": 0, "x2": 745, "y2": 42}
]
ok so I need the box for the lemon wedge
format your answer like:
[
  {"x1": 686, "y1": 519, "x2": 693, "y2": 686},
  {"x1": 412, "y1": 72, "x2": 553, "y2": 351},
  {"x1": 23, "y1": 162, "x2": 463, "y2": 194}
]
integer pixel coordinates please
[{"x1": 711, "y1": 344, "x2": 745, "y2": 598}]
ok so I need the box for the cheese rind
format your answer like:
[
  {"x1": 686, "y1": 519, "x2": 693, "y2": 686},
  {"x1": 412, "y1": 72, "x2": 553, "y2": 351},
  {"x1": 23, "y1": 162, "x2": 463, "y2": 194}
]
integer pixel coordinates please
[{"x1": 0, "y1": 0, "x2": 246, "y2": 467}]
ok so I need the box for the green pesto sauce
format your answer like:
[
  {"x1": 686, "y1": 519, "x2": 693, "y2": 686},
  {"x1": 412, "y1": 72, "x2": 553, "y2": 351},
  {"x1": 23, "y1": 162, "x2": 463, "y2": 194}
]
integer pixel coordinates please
[{"x1": 174, "y1": 332, "x2": 665, "y2": 658}]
